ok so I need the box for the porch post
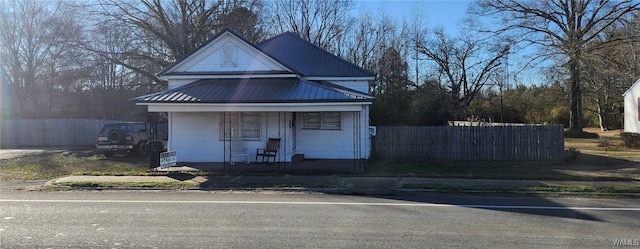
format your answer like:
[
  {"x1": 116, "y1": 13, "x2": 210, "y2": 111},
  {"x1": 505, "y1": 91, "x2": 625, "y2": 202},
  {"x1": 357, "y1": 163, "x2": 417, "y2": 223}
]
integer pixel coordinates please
[
  {"x1": 222, "y1": 112, "x2": 227, "y2": 170},
  {"x1": 353, "y1": 110, "x2": 363, "y2": 173}
]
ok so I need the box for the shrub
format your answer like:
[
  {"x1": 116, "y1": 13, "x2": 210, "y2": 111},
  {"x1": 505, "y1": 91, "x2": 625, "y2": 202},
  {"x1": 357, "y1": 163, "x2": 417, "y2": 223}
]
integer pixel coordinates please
[
  {"x1": 598, "y1": 136, "x2": 611, "y2": 147},
  {"x1": 564, "y1": 130, "x2": 598, "y2": 138},
  {"x1": 621, "y1": 132, "x2": 640, "y2": 148},
  {"x1": 564, "y1": 147, "x2": 581, "y2": 162}
]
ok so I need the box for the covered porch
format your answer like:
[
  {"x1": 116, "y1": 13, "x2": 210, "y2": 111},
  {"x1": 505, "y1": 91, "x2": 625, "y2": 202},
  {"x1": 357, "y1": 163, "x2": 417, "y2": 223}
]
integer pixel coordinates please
[{"x1": 163, "y1": 110, "x2": 370, "y2": 166}]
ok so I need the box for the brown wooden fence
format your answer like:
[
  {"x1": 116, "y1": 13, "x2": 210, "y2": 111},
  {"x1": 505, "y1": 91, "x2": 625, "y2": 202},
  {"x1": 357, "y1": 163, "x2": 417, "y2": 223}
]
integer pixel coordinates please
[
  {"x1": 372, "y1": 125, "x2": 564, "y2": 161},
  {"x1": 0, "y1": 119, "x2": 123, "y2": 148}
]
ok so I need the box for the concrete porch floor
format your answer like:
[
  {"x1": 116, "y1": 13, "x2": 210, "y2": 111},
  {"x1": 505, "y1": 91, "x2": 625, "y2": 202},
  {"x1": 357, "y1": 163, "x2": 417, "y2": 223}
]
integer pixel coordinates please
[{"x1": 154, "y1": 159, "x2": 366, "y2": 174}]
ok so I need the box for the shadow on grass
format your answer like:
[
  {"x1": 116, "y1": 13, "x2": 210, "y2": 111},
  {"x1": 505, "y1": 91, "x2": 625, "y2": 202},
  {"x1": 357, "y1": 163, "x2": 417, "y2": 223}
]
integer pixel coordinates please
[
  {"x1": 167, "y1": 172, "x2": 196, "y2": 181},
  {"x1": 365, "y1": 153, "x2": 639, "y2": 181}
]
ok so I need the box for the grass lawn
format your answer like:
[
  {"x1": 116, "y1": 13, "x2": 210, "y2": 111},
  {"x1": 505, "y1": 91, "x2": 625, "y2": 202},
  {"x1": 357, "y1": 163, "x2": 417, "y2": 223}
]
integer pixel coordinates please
[
  {"x1": 1, "y1": 128, "x2": 639, "y2": 182},
  {"x1": 0, "y1": 153, "x2": 155, "y2": 180}
]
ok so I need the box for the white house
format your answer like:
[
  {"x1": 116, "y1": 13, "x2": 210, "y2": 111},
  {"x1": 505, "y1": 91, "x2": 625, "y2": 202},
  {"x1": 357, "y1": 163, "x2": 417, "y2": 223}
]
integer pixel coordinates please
[
  {"x1": 623, "y1": 78, "x2": 640, "y2": 133},
  {"x1": 132, "y1": 29, "x2": 375, "y2": 171}
]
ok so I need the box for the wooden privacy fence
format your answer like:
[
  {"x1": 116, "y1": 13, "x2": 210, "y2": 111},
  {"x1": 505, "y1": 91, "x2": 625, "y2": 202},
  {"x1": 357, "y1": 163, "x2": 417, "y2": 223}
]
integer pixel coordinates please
[
  {"x1": 372, "y1": 125, "x2": 565, "y2": 161},
  {"x1": 0, "y1": 119, "x2": 122, "y2": 148}
]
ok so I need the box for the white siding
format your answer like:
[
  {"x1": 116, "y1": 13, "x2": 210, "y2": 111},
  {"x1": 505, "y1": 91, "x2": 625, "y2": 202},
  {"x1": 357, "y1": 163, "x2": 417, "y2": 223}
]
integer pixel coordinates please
[
  {"x1": 172, "y1": 35, "x2": 287, "y2": 73},
  {"x1": 170, "y1": 112, "x2": 219, "y2": 162},
  {"x1": 624, "y1": 79, "x2": 640, "y2": 133},
  {"x1": 187, "y1": 43, "x2": 273, "y2": 72},
  {"x1": 169, "y1": 112, "x2": 296, "y2": 162},
  {"x1": 295, "y1": 108, "x2": 370, "y2": 159},
  {"x1": 168, "y1": 79, "x2": 197, "y2": 89},
  {"x1": 168, "y1": 110, "x2": 371, "y2": 162},
  {"x1": 327, "y1": 80, "x2": 369, "y2": 93}
]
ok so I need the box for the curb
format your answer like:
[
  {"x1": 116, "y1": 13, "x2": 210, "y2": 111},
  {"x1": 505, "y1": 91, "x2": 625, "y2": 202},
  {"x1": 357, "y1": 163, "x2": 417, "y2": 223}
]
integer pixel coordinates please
[
  {"x1": 43, "y1": 179, "x2": 640, "y2": 197},
  {"x1": 43, "y1": 179, "x2": 73, "y2": 190},
  {"x1": 40, "y1": 175, "x2": 640, "y2": 196}
]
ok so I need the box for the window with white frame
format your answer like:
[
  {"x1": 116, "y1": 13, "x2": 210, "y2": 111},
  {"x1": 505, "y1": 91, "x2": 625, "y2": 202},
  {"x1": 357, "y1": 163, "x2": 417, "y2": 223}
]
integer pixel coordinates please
[
  {"x1": 221, "y1": 112, "x2": 260, "y2": 139},
  {"x1": 302, "y1": 112, "x2": 341, "y2": 130}
]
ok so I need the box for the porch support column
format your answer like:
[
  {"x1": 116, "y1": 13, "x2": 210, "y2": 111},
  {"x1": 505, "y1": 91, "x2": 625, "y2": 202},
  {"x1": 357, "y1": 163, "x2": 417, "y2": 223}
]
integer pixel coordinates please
[
  {"x1": 278, "y1": 111, "x2": 286, "y2": 170},
  {"x1": 353, "y1": 110, "x2": 362, "y2": 173}
]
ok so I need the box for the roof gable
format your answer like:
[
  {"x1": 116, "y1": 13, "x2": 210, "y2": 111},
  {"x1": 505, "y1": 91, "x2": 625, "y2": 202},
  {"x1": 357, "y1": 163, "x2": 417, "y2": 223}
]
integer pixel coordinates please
[
  {"x1": 624, "y1": 78, "x2": 640, "y2": 97},
  {"x1": 159, "y1": 29, "x2": 292, "y2": 77},
  {"x1": 258, "y1": 32, "x2": 375, "y2": 78}
]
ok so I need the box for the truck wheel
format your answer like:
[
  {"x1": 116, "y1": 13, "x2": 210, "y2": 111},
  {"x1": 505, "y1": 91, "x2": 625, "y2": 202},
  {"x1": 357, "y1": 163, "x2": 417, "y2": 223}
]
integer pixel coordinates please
[
  {"x1": 137, "y1": 142, "x2": 148, "y2": 155},
  {"x1": 103, "y1": 151, "x2": 115, "y2": 157},
  {"x1": 108, "y1": 130, "x2": 124, "y2": 144}
]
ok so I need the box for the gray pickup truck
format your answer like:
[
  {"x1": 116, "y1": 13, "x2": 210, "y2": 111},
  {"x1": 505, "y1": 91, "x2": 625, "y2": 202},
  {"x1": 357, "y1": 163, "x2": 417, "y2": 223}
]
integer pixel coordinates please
[{"x1": 95, "y1": 122, "x2": 167, "y2": 157}]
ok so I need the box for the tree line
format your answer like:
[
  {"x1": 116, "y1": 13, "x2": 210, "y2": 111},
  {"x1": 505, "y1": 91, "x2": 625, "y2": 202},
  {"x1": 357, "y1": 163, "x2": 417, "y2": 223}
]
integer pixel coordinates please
[{"x1": 1, "y1": 0, "x2": 639, "y2": 133}]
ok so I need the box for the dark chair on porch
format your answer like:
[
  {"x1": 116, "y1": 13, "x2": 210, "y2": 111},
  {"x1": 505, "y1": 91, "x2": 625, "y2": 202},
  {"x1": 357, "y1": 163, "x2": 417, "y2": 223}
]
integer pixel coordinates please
[{"x1": 256, "y1": 138, "x2": 280, "y2": 163}]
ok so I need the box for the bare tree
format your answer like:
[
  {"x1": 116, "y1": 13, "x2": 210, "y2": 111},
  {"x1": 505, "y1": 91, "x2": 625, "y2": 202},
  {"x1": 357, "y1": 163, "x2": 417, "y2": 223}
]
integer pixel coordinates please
[
  {"x1": 93, "y1": 0, "x2": 260, "y2": 82},
  {"x1": 0, "y1": 0, "x2": 84, "y2": 118},
  {"x1": 373, "y1": 46, "x2": 410, "y2": 95},
  {"x1": 1, "y1": 0, "x2": 51, "y2": 118},
  {"x1": 267, "y1": 0, "x2": 354, "y2": 51},
  {"x1": 82, "y1": 21, "x2": 143, "y2": 120},
  {"x1": 219, "y1": 6, "x2": 267, "y2": 43},
  {"x1": 473, "y1": 0, "x2": 640, "y2": 133},
  {"x1": 417, "y1": 29, "x2": 510, "y2": 120},
  {"x1": 341, "y1": 10, "x2": 394, "y2": 71},
  {"x1": 583, "y1": 21, "x2": 640, "y2": 130},
  {"x1": 99, "y1": 0, "x2": 221, "y2": 59}
]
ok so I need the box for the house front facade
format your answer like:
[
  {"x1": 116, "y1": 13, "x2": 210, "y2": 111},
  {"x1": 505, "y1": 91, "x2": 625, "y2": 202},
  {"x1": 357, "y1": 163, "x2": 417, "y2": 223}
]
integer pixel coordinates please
[
  {"x1": 133, "y1": 29, "x2": 375, "y2": 170},
  {"x1": 624, "y1": 78, "x2": 640, "y2": 133}
]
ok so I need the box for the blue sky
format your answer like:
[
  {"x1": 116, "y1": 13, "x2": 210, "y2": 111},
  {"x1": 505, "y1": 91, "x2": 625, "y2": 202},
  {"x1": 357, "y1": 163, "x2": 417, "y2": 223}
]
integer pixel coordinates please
[
  {"x1": 356, "y1": 0, "x2": 472, "y2": 34},
  {"x1": 356, "y1": 0, "x2": 546, "y2": 85}
]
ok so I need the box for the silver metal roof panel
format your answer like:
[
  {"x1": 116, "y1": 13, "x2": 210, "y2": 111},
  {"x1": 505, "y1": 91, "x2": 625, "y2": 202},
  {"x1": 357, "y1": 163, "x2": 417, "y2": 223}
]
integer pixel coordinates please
[{"x1": 132, "y1": 78, "x2": 373, "y2": 103}]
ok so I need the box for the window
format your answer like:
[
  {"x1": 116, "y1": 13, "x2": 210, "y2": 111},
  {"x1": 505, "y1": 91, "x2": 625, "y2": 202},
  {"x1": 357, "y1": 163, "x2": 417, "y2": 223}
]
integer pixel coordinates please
[
  {"x1": 221, "y1": 112, "x2": 260, "y2": 139},
  {"x1": 302, "y1": 112, "x2": 341, "y2": 130},
  {"x1": 302, "y1": 112, "x2": 321, "y2": 129}
]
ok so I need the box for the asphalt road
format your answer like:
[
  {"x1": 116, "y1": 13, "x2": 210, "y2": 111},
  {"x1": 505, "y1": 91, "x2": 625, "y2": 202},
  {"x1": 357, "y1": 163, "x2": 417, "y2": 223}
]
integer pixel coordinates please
[{"x1": 1, "y1": 187, "x2": 639, "y2": 248}]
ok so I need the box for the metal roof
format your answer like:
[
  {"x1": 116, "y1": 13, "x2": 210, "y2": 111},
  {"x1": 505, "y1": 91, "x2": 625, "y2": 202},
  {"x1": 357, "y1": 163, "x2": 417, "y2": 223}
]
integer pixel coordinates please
[
  {"x1": 132, "y1": 78, "x2": 374, "y2": 103},
  {"x1": 159, "y1": 29, "x2": 376, "y2": 78},
  {"x1": 258, "y1": 32, "x2": 376, "y2": 78},
  {"x1": 161, "y1": 70, "x2": 292, "y2": 76}
]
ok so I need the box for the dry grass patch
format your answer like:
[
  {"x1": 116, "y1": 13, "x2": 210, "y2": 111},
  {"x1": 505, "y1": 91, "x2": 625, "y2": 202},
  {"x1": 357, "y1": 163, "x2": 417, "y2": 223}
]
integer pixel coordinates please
[
  {"x1": 0, "y1": 153, "x2": 152, "y2": 180},
  {"x1": 566, "y1": 128, "x2": 640, "y2": 162},
  {"x1": 561, "y1": 128, "x2": 640, "y2": 181}
]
